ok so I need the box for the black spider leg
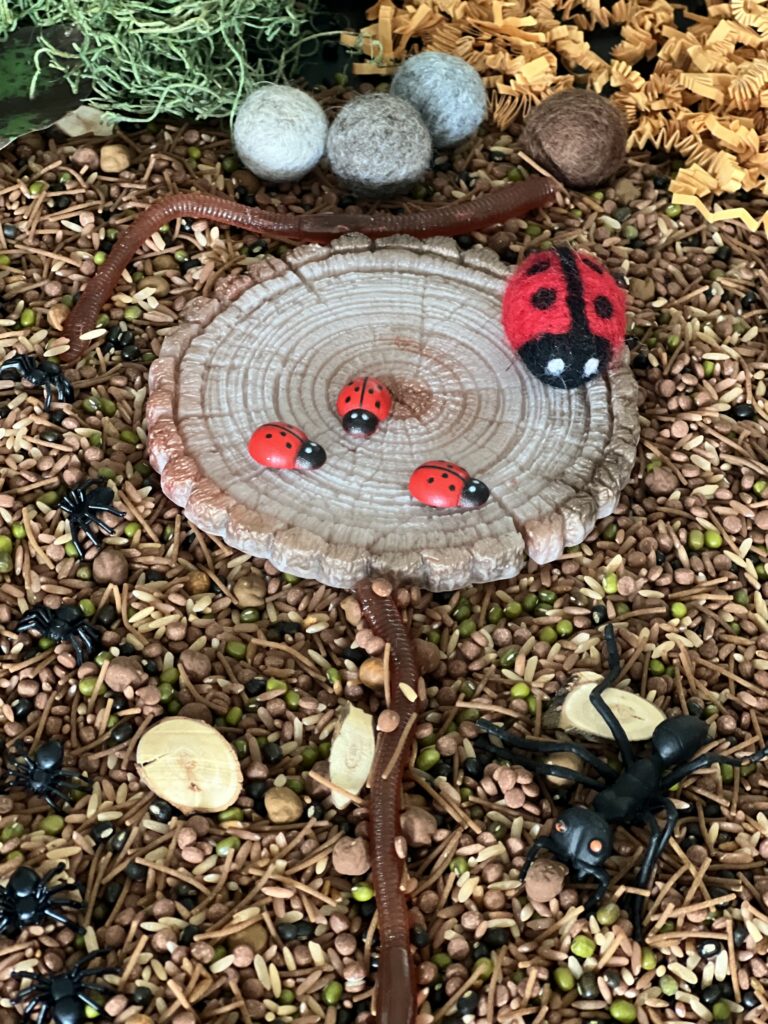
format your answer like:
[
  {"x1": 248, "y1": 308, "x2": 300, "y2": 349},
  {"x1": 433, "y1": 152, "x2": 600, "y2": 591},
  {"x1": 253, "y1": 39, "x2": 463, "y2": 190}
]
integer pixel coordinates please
[
  {"x1": 40, "y1": 378, "x2": 53, "y2": 411},
  {"x1": 74, "y1": 515, "x2": 118, "y2": 556},
  {"x1": 475, "y1": 718, "x2": 619, "y2": 781},
  {"x1": 55, "y1": 373, "x2": 74, "y2": 405},
  {"x1": 70, "y1": 948, "x2": 113, "y2": 976},
  {"x1": 473, "y1": 736, "x2": 607, "y2": 790},
  {"x1": 629, "y1": 799, "x2": 680, "y2": 940},
  {"x1": 589, "y1": 614, "x2": 635, "y2": 768},
  {"x1": 69, "y1": 631, "x2": 89, "y2": 666},
  {"x1": 661, "y1": 742, "x2": 768, "y2": 789}
]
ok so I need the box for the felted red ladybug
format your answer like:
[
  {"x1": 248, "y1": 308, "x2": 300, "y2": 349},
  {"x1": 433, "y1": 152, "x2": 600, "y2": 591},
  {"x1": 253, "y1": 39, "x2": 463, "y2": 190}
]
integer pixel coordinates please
[
  {"x1": 409, "y1": 461, "x2": 490, "y2": 509},
  {"x1": 336, "y1": 376, "x2": 393, "y2": 437},
  {"x1": 502, "y1": 247, "x2": 626, "y2": 389},
  {"x1": 248, "y1": 422, "x2": 326, "y2": 470}
]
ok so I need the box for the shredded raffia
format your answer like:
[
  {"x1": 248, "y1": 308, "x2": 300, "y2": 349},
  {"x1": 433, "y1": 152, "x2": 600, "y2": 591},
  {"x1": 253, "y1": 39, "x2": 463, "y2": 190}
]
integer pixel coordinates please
[
  {"x1": 346, "y1": 0, "x2": 768, "y2": 232},
  {"x1": 0, "y1": 0, "x2": 321, "y2": 123}
]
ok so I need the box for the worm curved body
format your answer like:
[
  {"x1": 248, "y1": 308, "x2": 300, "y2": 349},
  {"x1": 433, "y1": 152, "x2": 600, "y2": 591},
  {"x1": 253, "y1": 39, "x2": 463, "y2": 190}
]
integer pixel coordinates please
[
  {"x1": 355, "y1": 580, "x2": 426, "y2": 1024},
  {"x1": 62, "y1": 178, "x2": 558, "y2": 362}
]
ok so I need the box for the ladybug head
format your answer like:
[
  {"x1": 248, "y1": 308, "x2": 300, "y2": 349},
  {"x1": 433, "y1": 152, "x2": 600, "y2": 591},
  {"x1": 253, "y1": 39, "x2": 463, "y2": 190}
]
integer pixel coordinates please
[
  {"x1": 521, "y1": 335, "x2": 610, "y2": 390},
  {"x1": 459, "y1": 477, "x2": 490, "y2": 509},
  {"x1": 342, "y1": 409, "x2": 378, "y2": 437},
  {"x1": 295, "y1": 441, "x2": 327, "y2": 470}
]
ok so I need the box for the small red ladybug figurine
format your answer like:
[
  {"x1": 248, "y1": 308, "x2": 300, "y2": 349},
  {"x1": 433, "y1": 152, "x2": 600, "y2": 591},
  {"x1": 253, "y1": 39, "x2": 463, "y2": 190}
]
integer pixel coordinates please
[
  {"x1": 248, "y1": 422, "x2": 326, "y2": 470},
  {"x1": 502, "y1": 248, "x2": 626, "y2": 389},
  {"x1": 409, "y1": 461, "x2": 490, "y2": 509},
  {"x1": 336, "y1": 376, "x2": 393, "y2": 437}
]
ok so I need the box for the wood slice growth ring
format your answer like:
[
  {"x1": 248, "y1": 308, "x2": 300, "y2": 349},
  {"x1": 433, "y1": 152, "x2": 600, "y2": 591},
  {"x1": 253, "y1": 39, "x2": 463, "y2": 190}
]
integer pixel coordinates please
[{"x1": 147, "y1": 234, "x2": 639, "y2": 591}]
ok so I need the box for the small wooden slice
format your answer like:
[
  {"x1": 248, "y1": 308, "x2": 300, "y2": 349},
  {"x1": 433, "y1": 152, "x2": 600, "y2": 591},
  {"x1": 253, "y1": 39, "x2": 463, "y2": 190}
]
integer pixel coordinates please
[
  {"x1": 135, "y1": 718, "x2": 243, "y2": 813},
  {"x1": 545, "y1": 680, "x2": 667, "y2": 743},
  {"x1": 147, "y1": 235, "x2": 640, "y2": 591}
]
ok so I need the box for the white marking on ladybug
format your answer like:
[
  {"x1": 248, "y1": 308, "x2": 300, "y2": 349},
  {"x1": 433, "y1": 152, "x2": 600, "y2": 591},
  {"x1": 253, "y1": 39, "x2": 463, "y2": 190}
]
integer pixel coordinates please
[
  {"x1": 583, "y1": 357, "x2": 600, "y2": 377},
  {"x1": 546, "y1": 357, "x2": 566, "y2": 376}
]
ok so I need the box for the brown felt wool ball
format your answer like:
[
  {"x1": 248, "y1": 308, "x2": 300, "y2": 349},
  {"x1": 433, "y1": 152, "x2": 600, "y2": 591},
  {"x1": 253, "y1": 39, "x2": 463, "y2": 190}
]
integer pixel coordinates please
[{"x1": 519, "y1": 89, "x2": 627, "y2": 190}]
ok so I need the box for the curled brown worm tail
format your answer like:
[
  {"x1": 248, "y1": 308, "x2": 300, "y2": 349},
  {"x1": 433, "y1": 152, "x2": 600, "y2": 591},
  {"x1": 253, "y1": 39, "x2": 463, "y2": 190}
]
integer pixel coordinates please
[
  {"x1": 355, "y1": 580, "x2": 426, "y2": 1024},
  {"x1": 62, "y1": 177, "x2": 558, "y2": 363}
]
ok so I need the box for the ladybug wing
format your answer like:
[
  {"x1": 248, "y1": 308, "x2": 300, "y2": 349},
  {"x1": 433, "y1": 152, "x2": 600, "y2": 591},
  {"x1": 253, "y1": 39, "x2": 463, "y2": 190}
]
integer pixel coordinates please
[
  {"x1": 365, "y1": 380, "x2": 392, "y2": 420},
  {"x1": 336, "y1": 380, "x2": 361, "y2": 418},
  {"x1": 409, "y1": 461, "x2": 465, "y2": 508},
  {"x1": 502, "y1": 252, "x2": 572, "y2": 351},
  {"x1": 248, "y1": 422, "x2": 305, "y2": 469},
  {"x1": 575, "y1": 253, "x2": 626, "y2": 354}
]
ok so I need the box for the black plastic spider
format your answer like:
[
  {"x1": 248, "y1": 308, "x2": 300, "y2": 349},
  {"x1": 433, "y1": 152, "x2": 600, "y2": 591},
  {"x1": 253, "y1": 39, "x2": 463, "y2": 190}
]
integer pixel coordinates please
[
  {"x1": 474, "y1": 609, "x2": 768, "y2": 938},
  {"x1": 0, "y1": 864, "x2": 84, "y2": 937},
  {"x1": 58, "y1": 480, "x2": 125, "y2": 558},
  {"x1": 3, "y1": 740, "x2": 91, "y2": 812},
  {"x1": 17, "y1": 603, "x2": 100, "y2": 666},
  {"x1": 0, "y1": 354, "x2": 74, "y2": 411},
  {"x1": 12, "y1": 949, "x2": 114, "y2": 1024}
]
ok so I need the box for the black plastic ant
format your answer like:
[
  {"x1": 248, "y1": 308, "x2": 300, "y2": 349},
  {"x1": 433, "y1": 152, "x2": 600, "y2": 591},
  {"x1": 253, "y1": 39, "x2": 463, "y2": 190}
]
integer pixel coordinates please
[
  {"x1": 3, "y1": 740, "x2": 91, "y2": 812},
  {"x1": 474, "y1": 609, "x2": 768, "y2": 938},
  {"x1": 0, "y1": 864, "x2": 84, "y2": 937},
  {"x1": 12, "y1": 949, "x2": 114, "y2": 1024}
]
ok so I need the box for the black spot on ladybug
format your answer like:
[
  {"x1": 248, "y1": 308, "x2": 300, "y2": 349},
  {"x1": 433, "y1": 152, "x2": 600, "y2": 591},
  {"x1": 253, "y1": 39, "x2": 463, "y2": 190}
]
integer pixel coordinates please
[
  {"x1": 266, "y1": 433, "x2": 272, "y2": 438},
  {"x1": 583, "y1": 258, "x2": 604, "y2": 274},
  {"x1": 286, "y1": 442, "x2": 293, "y2": 449},
  {"x1": 280, "y1": 431, "x2": 286, "y2": 436},
  {"x1": 525, "y1": 259, "x2": 550, "y2": 276},
  {"x1": 427, "y1": 477, "x2": 434, "y2": 484},
  {"x1": 375, "y1": 401, "x2": 381, "y2": 408},
  {"x1": 594, "y1": 296, "x2": 613, "y2": 319},
  {"x1": 532, "y1": 288, "x2": 556, "y2": 310},
  {"x1": 449, "y1": 484, "x2": 456, "y2": 491},
  {"x1": 442, "y1": 473, "x2": 449, "y2": 478},
  {"x1": 345, "y1": 396, "x2": 351, "y2": 403}
]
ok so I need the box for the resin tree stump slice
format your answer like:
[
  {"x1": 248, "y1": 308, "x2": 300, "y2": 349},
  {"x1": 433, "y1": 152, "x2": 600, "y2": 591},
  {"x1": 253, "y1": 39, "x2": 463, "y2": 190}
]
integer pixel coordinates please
[{"x1": 147, "y1": 234, "x2": 639, "y2": 591}]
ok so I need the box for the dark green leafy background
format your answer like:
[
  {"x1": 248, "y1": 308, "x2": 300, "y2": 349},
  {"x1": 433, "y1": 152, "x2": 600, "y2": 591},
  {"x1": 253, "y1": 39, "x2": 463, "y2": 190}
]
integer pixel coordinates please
[{"x1": 0, "y1": 23, "x2": 84, "y2": 147}]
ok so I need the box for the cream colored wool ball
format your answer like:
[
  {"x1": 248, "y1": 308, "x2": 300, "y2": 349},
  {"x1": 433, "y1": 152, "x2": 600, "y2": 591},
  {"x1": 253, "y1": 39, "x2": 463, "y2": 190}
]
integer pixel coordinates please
[
  {"x1": 326, "y1": 93, "x2": 432, "y2": 198},
  {"x1": 233, "y1": 84, "x2": 328, "y2": 183},
  {"x1": 391, "y1": 51, "x2": 487, "y2": 149}
]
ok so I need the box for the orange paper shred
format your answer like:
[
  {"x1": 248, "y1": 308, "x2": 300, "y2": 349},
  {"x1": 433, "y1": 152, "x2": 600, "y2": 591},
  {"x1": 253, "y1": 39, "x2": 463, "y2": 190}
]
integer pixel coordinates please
[{"x1": 346, "y1": 0, "x2": 768, "y2": 233}]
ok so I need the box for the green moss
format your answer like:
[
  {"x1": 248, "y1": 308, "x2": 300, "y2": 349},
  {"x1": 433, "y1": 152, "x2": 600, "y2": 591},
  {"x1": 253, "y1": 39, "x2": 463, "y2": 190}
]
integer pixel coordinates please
[{"x1": 2, "y1": 0, "x2": 322, "y2": 124}]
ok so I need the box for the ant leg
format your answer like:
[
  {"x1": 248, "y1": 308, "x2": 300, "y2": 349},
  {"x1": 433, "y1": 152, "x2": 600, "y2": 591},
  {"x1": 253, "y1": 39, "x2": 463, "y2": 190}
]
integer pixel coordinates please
[
  {"x1": 663, "y1": 744, "x2": 768, "y2": 790},
  {"x1": 475, "y1": 720, "x2": 618, "y2": 781},
  {"x1": 630, "y1": 801, "x2": 679, "y2": 940},
  {"x1": 520, "y1": 835, "x2": 561, "y2": 879},
  {"x1": 588, "y1": 619, "x2": 635, "y2": 768},
  {"x1": 473, "y1": 738, "x2": 605, "y2": 789},
  {"x1": 583, "y1": 866, "x2": 611, "y2": 915}
]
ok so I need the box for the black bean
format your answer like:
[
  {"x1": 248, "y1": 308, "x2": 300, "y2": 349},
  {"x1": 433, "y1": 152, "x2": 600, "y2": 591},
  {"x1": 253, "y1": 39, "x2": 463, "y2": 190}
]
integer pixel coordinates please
[
  {"x1": 125, "y1": 861, "x2": 148, "y2": 881},
  {"x1": 180, "y1": 924, "x2": 201, "y2": 945},
  {"x1": 110, "y1": 720, "x2": 135, "y2": 745},
  {"x1": 149, "y1": 798, "x2": 175, "y2": 822},
  {"x1": 245, "y1": 676, "x2": 267, "y2": 697},
  {"x1": 48, "y1": 409, "x2": 67, "y2": 425},
  {"x1": 132, "y1": 986, "x2": 153, "y2": 1007},
  {"x1": 462, "y1": 757, "x2": 483, "y2": 781},
  {"x1": 3, "y1": 224, "x2": 18, "y2": 239},
  {"x1": 728, "y1": 403, "x2": 755, "y2": 421},
  {"x1": 696, "y1": 939, "x2": 723, "y2": 958},
  {"x1": 108, "y1": 828, "x2": 130, "y2": 854},
  {"x1": 413, "y1": 926, "x2": 430, "y2": 948},
  {"x1": 277, "y1": 922, "x2": 298, "y2": 941},
  {"x1": 262, "y1": 741, "x2": 282, "y2": 765},
  {"x1": 91, "y1": 821, "x2": 116, "y2": 843},
  {"x1": 11, "y1": 698, "x2": 34, "y2": 722},
  {"x1": 484, "y1": 927, "x2": 511, "y2": 949}
]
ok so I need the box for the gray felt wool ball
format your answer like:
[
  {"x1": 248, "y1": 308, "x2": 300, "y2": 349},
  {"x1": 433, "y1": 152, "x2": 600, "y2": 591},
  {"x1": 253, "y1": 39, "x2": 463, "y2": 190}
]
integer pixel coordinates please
[
  {"x1": 391, "y1": 52, "x2": 487, "y2": 149},
  {"x1": 326, "y1": 94, "x2": 432, "y2": 198},
  {"x1": 233, "y1": 84, "x2": 328, "y2": 183}
]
